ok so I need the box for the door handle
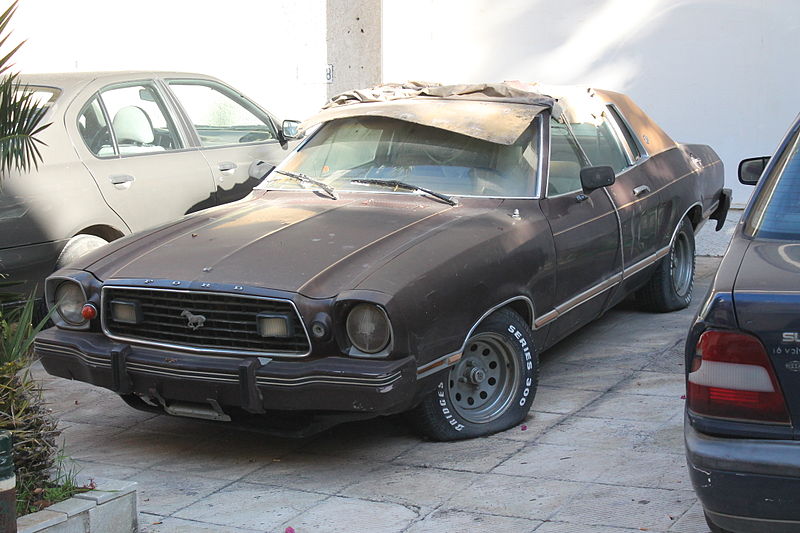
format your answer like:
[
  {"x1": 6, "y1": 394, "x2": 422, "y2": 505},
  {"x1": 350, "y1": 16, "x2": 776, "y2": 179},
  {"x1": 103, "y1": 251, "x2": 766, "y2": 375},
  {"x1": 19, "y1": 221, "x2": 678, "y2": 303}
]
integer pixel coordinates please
[
  {"x1": 633, "y1": 185, "x2": 651, "y2": 197},
  {"x1": 108, "y1": 174, "x2": 134, "y2": 185},
  {"x1": 218, "y1": 162, "x2": 238, "y2": 173}
]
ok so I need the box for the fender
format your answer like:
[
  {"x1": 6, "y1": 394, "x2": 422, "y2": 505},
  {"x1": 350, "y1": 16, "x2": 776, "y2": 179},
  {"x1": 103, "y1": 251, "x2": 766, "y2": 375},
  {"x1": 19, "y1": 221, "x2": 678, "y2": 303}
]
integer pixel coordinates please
[{"x1": 416, "y1": 295, "x2": 535, "y2": 379}]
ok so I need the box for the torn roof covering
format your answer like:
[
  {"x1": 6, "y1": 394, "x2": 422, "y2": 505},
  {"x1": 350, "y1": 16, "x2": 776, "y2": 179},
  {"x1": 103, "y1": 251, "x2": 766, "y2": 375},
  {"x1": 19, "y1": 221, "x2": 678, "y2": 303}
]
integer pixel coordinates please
[{"x1": 301, "y1": 82, "x2": 608, "y2": 145}]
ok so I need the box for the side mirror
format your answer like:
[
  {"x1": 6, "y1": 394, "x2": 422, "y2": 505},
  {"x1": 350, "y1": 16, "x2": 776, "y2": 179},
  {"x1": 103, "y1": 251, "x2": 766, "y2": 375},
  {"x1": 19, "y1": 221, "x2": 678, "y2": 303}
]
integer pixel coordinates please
[
  {"x1": 738, "y1": 156, "x2": 769, "y2": 185},
  {"x1": 281, "y1": 119, "x2": 302, "y2": 140},
  {"x1": 248, "y1": 159, "x2": 275, "y2": 180},
  {"x1": 580, "y1": 165, "x2": 615, "y2": 193}
]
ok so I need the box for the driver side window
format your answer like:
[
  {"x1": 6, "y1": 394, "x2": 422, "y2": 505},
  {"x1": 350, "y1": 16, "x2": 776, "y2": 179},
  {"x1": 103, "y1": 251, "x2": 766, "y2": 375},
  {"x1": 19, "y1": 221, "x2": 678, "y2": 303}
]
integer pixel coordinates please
[
  {"x1": 167, "y1": 80, "x2": 278, "y2": 147},
  {"x1": 548, "y1": 119, "x2": 585, "y2": 196}
]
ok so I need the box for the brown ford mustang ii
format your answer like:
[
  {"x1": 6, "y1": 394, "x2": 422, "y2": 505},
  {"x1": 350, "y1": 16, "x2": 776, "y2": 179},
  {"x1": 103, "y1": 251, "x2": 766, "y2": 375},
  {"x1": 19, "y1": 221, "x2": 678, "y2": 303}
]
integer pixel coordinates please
[{"x1": 35, "y1": 83, "x2": 730, "y2": 440}]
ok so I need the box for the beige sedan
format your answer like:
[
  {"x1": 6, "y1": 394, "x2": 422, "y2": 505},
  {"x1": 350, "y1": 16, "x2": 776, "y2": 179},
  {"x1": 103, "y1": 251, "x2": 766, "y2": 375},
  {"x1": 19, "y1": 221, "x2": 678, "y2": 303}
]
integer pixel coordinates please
[{"x1": 0, "y1": 71, "x2": 300, "y2": 307}]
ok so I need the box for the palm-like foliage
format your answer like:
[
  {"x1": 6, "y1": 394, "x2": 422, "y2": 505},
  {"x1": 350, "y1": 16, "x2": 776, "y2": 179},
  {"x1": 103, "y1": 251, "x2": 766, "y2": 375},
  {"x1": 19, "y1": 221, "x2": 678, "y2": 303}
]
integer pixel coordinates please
[{"x1": 0, "y1": 0, "x2": 49, "y2": 177}]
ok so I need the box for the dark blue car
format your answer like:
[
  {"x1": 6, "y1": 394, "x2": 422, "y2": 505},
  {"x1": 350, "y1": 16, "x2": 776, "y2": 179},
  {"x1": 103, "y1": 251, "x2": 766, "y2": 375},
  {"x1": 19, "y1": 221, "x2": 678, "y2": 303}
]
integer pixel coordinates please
[{"x1": 685, "y1": 114, "x2": 800, "y2": 533}]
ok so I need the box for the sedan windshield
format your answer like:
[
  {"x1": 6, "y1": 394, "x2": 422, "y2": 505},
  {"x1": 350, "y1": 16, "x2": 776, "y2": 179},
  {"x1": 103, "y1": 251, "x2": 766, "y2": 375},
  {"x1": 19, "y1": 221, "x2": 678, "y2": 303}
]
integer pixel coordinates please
[
  {"x1": 261, "y1": 116, "x2": 540, "y2": 197},
  {"x1": 746, "y1": 126, "x2": 800, "y2": 239}
]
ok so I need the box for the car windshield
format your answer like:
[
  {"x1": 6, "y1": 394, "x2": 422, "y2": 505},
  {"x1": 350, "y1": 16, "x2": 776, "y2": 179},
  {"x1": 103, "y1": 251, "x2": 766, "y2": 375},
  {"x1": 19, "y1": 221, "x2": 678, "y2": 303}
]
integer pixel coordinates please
[
  {"x1": 260, "y1": 116, "x2": 540, "y2": 197},
  {"x1": 746, "y1": 126, "x2": 800, "y2": 239}
]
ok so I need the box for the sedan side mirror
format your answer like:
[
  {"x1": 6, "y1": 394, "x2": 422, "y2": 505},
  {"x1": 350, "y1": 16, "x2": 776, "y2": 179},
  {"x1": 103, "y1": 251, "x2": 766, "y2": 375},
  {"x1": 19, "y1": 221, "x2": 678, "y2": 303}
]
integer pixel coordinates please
[
  {"x1": 580, "y1": 166, "x2": 615, "y2": 193},
  {"x1": 281, "y1": 119, "x2": 303, "y2": 140},
  {"x1": 738, "y1": 156, "x2": 769, "y2": 185}
]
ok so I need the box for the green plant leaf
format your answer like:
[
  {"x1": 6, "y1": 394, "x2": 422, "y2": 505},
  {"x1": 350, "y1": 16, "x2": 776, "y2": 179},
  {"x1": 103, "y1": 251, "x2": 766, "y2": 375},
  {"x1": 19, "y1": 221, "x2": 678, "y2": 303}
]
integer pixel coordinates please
[{"x1": 0, "y1": 0, "x2": 49, "y2": 177}]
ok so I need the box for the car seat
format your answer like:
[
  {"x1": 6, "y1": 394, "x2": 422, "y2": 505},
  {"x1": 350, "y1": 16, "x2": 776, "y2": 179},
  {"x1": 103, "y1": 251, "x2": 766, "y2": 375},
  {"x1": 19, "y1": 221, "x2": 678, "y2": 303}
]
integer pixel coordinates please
[{"x1": 108, "y1": 106, "x2": 165, "y2": 155}]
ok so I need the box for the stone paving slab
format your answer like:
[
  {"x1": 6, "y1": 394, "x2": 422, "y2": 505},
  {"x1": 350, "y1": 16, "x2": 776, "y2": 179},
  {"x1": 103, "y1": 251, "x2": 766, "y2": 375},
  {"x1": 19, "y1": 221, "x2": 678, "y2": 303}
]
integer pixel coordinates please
[{"x1": 29, "y1": 256, "x2": 723, "y2": 532}]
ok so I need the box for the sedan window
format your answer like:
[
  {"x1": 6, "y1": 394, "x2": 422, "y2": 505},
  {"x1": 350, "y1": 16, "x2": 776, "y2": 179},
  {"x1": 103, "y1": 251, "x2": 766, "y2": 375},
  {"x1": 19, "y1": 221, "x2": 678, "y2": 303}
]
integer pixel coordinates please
[
  {"x1": 78, "y1": 96, "x2": 113, "y2": 156},
  {"x1": 98, "y1": 84, "x2": 183, "y2": 156},
  {"x1": 570, "y1": 119, "x2": 630, "y2": 173},
  {"x1": 167, "y1": 81, "x2": 277, "y2": 147},
  {"x1": 265, "y1": 116, "x2": 539, "y2": 198},
  {"x1": 548, "y1": 120, "x2": 586, "y2": 195},
  {"x1": 746, "y1": 127, "x2": 800, "y2": 240}
]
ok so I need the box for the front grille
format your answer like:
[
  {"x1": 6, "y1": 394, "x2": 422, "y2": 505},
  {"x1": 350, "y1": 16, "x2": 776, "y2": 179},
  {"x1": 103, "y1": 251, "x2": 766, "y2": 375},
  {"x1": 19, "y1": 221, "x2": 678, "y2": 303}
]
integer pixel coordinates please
[{"x1": 102, "y1": 287, "x2": 310, "y2": 356}]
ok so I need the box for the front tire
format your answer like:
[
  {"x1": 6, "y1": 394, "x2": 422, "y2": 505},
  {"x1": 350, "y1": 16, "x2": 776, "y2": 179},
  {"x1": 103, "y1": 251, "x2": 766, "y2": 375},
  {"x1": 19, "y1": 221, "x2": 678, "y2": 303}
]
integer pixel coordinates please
[
  {"x1": 637, "y1": 217, "x2": 695, "y2": 312},
  {"x1": 412, "y1": 309, "x2": 538, "y2": 441}
]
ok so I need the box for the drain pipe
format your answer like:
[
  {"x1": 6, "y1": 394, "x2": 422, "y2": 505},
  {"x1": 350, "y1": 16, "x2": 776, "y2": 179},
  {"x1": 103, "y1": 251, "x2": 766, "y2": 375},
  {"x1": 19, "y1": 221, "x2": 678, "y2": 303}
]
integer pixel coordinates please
[{"x1": 0, "y1": 431, "x2": 16, "y2": 533}]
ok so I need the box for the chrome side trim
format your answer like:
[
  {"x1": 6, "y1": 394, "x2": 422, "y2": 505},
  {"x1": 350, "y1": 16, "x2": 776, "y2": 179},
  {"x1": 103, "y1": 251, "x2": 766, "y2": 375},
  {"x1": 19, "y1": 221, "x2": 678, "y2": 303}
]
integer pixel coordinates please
[
  {"x1": 416, "y1": 295, "x2": 536, "y2": 379},
  {"x1": 622, "y1": 245, "x2": 670, "y2": 279},
  {"x1": 34, "y1": 341, "x2": 111, "y2": 368},
  {"x1": 734, "y1": 290, "x2": 800, "y2": 295},
  {"x1": 534, "y1": 273, "x2": 621, "y2": 329},
  {"x1": 257, "y1": 372, "x2": 402, "y2": 388},
  {"x1": 126, "y1": 363, "x2": 403, "y2": 388},
  {"x1": 100, "y1": 285, "x2": 313, "y2": 358}
]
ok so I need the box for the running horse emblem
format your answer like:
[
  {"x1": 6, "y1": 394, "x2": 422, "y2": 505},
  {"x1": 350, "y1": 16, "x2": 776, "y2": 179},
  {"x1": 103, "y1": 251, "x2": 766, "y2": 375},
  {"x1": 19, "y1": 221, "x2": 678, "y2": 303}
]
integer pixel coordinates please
[{"x1": 180, "y1": 310, "x2": 207, "y2": 330}]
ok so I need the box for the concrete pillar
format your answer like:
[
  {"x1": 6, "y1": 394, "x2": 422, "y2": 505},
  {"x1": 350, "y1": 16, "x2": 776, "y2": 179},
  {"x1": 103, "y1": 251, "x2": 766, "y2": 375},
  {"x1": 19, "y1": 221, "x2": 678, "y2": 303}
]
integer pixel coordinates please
[{"x1": 326, "y1": 0, "x2": 382, "y2": 100}]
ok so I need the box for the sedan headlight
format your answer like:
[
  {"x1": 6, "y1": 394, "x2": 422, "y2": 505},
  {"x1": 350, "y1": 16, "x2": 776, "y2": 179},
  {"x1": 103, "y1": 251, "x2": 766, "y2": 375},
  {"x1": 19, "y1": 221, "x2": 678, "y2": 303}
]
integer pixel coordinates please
[
  {"x1": 345, "y1": 303, "x2": 391, "y2": 354},
  {"x1": 54, "y1": 281, "x2": 87, "y2": 325}
]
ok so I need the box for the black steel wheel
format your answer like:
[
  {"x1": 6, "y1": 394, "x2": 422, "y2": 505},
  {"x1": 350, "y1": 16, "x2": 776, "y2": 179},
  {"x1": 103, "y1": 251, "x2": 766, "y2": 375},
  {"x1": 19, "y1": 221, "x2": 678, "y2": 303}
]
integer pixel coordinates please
[
  {"x1": 411, "y1": 308, "x2": 538, "y2": 441},
  {"x1": 637, "y1": 217, "x2": 695, "y2": 312}
]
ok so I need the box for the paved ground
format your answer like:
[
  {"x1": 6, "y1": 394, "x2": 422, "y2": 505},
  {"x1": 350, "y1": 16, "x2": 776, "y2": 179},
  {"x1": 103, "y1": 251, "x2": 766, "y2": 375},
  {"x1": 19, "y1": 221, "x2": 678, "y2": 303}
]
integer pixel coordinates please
[{"x1": 30, "y1": 254, "x2": 726, "y2": 533}]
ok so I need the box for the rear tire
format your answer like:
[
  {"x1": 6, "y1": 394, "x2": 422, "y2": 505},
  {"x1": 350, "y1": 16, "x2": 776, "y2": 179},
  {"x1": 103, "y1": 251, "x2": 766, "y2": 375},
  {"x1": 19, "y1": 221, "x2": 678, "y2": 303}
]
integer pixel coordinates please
[
  {"x1": 637, "y1": 217, "x2": 695, "y2": 312},
  {"x1": 55, "y1": 234, "x2": 109, "y2": 270},
  {"x1": 411, "y1": 309, "x2": 538, "y2": 441}
]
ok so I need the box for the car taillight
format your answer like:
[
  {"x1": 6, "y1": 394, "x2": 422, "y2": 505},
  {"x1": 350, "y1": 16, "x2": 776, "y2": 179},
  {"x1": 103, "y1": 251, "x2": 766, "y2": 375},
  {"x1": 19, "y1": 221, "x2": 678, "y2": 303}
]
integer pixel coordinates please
[{"x1": 687, "y1": 330, "x2": 791, "y2": 424}]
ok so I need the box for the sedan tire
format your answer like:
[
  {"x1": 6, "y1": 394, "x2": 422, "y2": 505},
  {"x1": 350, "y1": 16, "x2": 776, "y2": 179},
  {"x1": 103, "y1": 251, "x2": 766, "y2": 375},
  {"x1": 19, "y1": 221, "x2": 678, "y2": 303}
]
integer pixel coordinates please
[
  {"x1": 412, "y1": 309, "x2": 538, "y2": 441},
  {"x1": 637, "y1": 217, "x2": 695, "y2": 312},
  {"x1": 56, "y1": 234, "x2": 109, "y2": 270}
]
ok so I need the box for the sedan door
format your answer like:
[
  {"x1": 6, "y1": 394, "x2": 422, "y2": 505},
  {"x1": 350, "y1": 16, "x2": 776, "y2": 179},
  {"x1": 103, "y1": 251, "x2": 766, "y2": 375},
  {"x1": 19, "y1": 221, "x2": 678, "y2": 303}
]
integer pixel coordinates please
[
  {"x1": 539, "y1": 119, "x2": 622, "y2": 342},
  {"x1": 164, "y1": 78, "x2": 293, "y2": 205},
  {"x1": 73, "y1": 81, "x2": 217, "y2": 233},
  {"x1": 599, "y1": 106, "x2": 661, "y2": 274}
]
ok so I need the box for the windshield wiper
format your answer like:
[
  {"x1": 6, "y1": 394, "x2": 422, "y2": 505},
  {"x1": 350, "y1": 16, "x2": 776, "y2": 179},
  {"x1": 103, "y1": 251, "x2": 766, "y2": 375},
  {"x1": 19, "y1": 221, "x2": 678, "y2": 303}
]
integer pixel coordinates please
[
  {"x1": 270, "y1": 170, "x2": 338, "y2": 200},
  {"x1": 350, "y1": 179, "x2": 458, "y2": 206}
]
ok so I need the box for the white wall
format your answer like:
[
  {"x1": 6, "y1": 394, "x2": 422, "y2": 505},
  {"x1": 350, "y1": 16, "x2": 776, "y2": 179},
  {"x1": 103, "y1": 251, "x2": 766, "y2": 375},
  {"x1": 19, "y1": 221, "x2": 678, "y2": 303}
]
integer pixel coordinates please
[
  {"x1": 383, "y1": 0, "x2": 800, "y2": 205},
  {"x1": 12, "y1": 0, "x2": 330, "y2": 120},
  {"x1": 11, "y1": 0, "x2": 798, "y2": 205}
]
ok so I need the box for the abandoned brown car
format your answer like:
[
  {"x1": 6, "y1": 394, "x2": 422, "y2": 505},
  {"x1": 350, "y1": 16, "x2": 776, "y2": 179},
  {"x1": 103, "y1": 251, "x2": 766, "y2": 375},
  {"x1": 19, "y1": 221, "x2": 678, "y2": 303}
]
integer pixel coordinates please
[{"x1": 35, "y1": 83, "x2": 730, "y2": 440}]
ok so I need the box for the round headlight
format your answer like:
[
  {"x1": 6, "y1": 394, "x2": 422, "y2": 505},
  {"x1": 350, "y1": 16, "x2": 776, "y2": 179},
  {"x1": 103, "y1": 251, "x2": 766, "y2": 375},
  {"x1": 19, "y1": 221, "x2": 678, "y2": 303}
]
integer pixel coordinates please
[
  {"x1": 54, "y1": 281, "x2": 86, "y2": 325},
  {"x1": 345, "y1": 303, "x2": 391, "y2": 354}
]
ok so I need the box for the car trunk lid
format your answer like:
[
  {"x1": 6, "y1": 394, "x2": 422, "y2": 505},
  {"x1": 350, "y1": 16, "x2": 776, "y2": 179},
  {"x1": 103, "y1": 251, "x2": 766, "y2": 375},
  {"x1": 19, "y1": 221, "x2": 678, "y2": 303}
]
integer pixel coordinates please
[{"x1": 734, "y1": 240, "x2": 800, "y2": 431}]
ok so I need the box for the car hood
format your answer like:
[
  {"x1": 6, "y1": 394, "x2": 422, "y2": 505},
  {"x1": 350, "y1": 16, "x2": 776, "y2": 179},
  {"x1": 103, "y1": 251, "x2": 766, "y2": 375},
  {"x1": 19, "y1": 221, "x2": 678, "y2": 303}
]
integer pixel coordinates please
[{"x1": 85, "y1": 191, "x2": 499, "y2": 299}]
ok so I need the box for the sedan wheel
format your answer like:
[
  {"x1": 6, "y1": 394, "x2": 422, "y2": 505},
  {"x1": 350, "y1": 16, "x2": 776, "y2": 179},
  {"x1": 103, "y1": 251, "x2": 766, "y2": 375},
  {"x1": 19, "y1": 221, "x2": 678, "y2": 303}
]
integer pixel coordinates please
[
  {"x1": 449, "y1": 333, "x2": 520, "y2": 424},
  {"x1": 412, "y1": 308, "x2": 538, "y2": 441}
]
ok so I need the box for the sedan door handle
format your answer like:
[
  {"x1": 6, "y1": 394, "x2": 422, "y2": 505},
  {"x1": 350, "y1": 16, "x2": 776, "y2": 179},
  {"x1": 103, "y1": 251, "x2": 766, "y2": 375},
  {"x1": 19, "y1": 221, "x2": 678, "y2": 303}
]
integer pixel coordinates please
[
  {"x1": 633, "y1": 185, "x2": 651, "y2": 197},
  {"x1": 108, "y1": 174, "x2": 135, "y2": 185},
  {"x1": 218, "y1": 162, "x2": 238, "y2": 173}
]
